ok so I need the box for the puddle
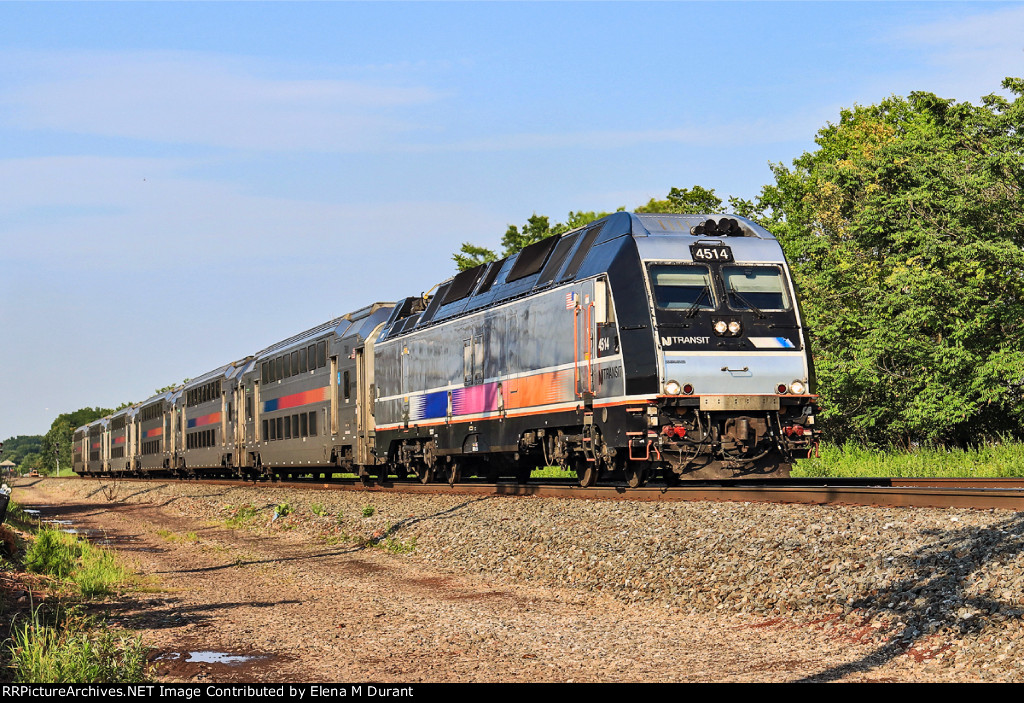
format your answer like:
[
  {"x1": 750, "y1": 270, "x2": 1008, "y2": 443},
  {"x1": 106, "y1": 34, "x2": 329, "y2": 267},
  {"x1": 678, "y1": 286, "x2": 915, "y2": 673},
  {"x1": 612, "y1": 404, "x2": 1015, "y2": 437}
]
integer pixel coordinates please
[{"x1": 158, "y1": 651, "x2": 264, "y2": 665}]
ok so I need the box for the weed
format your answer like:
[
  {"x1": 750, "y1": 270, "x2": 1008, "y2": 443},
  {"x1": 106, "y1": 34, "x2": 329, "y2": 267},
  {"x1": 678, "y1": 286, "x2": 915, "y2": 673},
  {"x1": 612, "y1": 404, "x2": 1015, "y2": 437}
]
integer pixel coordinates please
[
  {"x1": 156, "y1": 529, "x2": 179, "y2": 543},
  {"x1": 369, "y1": 524, "x2": 416, "y2": 554},
  {"x1": 310, "y1": 503, "x2": 327, "y2": 517},
  {"x1": 361, "y1": 505, "x2": 376, "y2": 518},
  {"x1": 225, "y1": 505, "x2": 259, "y2": 529},
  {"x1": 8, "y1": 606, "x2": 151, "y2": 683},
  {"x1": 25, "y1": 528, "x2": 130, "y2": 598},
  {"x1": 185, "y1": 532, "x2": 199, "y2": 542},
  {"x1": 377, "y1": 534, "x2": 417, "y2": 554},
  {"x1": 274, "y1": 502, "x2": 292, "y2": 518}
]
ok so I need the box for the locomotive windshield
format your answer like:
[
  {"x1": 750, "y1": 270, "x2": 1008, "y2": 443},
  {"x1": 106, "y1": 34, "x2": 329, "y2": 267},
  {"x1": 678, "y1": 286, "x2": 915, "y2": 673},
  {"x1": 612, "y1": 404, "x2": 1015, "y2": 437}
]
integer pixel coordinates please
[
  {"x1": 649, "y1": 265, "x2": 716, "y2": 311},
  {"x1": 722, "y1": 266, "x2": 791, "y2": 311}
]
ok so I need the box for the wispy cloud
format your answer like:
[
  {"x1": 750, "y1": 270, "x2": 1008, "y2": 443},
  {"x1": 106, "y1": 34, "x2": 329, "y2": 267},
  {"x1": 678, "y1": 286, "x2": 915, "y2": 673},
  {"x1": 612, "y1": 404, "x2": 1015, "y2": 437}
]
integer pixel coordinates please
[
  {"x1": 0, "y1": 155, "x2": 497, "y2": 275},
  {"x1": 0, "y1": 50, "x2": 444, "y2": 151},
  {"x1": 885, "y1": 5, "x2": 1024, "y2": 101},
  {"x1": 402, "y1": 117, "x2": 820, "y2": 154}
]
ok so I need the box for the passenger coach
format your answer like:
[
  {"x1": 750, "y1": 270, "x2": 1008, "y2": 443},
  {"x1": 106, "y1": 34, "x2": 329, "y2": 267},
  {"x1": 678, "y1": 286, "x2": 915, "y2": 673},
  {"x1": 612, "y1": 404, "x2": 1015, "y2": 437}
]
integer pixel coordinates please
[{"x1": 73, "y1": 212, "x2": 818, "y2": 486}]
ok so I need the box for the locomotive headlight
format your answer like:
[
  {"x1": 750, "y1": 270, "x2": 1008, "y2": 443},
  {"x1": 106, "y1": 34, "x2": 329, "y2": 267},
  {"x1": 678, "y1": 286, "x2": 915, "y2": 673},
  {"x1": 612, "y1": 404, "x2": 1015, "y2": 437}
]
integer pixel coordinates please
[
  {"x1": 713, "y1": 320, "x2": 729, "y2": 335},
  {"x1": 665, "y1": 380, "x2": 682, "y2": 395},
  {"x1": 789, "y1": 380, "x2": 806, "y2": 395},
  {"x1": 728, "y1": 321, "x2": 742, "y2": 336}
]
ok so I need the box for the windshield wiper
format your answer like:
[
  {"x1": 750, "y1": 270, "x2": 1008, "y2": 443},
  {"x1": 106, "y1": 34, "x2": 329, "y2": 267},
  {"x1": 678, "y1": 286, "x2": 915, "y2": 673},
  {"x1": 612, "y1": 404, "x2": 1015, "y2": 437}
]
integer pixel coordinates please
[
  {"x1": 727, "y1": 287, "x2": 766, "y2": 318},
  {"x1": 685, "y1": 286, "x2": 712, "y2": 318}
]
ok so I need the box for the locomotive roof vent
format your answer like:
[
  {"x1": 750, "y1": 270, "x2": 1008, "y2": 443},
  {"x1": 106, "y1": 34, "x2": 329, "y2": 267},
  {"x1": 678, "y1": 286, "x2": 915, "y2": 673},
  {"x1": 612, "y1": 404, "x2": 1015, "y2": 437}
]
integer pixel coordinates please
[{"x1": 690, "y1": 217, "x2": 744, "y2": 237}]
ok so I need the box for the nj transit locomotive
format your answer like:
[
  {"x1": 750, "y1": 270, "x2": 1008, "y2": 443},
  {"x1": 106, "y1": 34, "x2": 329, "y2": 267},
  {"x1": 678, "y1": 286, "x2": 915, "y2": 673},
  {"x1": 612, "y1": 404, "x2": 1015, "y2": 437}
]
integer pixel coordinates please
[{"x1": 73, "y1": 212, "x2": 818, "y2": 487}]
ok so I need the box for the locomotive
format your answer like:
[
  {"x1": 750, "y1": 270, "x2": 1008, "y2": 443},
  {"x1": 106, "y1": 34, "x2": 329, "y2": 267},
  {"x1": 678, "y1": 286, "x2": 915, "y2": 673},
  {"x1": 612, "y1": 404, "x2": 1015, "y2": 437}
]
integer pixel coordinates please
[{"x1": 73, "y1": 212, "x2": 819, "y2": 486}]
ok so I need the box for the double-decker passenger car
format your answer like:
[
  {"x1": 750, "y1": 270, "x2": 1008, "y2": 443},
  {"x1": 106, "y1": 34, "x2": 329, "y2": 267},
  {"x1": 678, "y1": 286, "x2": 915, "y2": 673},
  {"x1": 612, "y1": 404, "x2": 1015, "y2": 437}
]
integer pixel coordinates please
[{"x1": 72, "y1": 212, "x2": 818, "y2": 486}]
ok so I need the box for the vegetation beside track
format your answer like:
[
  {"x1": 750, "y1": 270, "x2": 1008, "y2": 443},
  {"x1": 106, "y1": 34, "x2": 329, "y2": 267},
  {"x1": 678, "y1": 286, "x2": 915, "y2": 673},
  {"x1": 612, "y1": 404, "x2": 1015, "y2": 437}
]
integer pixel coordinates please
[
  {"x1": 792, "y1": 440, "x2": 1024, "y2": 479},
  {"x1": 0, "y1": 498, "x2": 151, "y2": 683}
]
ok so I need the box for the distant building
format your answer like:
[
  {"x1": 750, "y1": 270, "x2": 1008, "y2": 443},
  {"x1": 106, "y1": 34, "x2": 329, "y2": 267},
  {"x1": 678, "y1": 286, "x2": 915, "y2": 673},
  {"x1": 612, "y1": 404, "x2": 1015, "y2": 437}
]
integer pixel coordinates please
[{"x1": 0, "y1": 460, "x2": 15, "y2": 480}]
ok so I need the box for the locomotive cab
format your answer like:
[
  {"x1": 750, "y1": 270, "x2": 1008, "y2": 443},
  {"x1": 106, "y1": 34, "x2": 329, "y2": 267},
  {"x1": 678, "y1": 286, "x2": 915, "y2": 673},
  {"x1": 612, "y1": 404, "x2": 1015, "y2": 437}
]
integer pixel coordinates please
[{"x1": 632, "y1": 215, "x2": 818, "y2": 479}]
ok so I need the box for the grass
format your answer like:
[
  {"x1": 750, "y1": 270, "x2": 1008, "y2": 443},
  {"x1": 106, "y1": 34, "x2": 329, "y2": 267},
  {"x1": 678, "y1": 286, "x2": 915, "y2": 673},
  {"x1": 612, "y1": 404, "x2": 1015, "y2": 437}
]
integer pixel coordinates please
[
  {"x1": 792, "y1": 440, "x2": 1024, "y2": 478},
  {"x1": 8, "y1": 606, "x2": 150, "y2": 683},
  {"x1": 24, "y1": 528, "x2": 130, "y2": 598},
  {"x1": 361, "y1": 505, "x2": 376, "y2": 518},
  {"x1": 375, "y1": 531, "x2": 417, "y2": 554},
  {"x1": 3, "y1": 507, "x2": 149, "y2": 683},
  {"x1": 225, "y1": 504, "x2": 260, "y2": 528}
]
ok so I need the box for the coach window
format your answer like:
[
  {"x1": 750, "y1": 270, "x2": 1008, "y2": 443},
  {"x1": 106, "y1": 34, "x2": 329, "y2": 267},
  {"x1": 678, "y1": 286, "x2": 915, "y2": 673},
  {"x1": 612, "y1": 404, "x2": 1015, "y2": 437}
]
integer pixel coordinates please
[
  {"x1": 308, "y1": 411, "x2": 317, "y2": 436},
  {"x1": 317, "y1": 341, "x2": 327, "y2": 369},
  {"x1": 300, "y1": 413, "x2": 308, "y2": 437},
  {"x1": 473, "y1": 335, "x2": 484, "y2": 385},
  {"x1": 291, "y1": 350, "x2": 299, "y2": 376},
  {"x1": 343, "y1": 371, "x2": 351, "y2": 401},
  {"x1": 292, "y1": 415, "x2": 299, "y2": 438},
  {"x1": 276, "y1": 356, "x2": 284, "y2": 380},
  {"x1": 299, "y1": 347, "x2": 308, "y2": 373}
]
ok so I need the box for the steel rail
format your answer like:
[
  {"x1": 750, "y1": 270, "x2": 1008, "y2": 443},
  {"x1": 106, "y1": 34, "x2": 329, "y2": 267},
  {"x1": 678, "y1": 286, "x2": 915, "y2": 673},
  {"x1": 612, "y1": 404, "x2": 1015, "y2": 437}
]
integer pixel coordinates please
[{"x1": 58, "y1": 475, "x2": 1024, "y2": 511}]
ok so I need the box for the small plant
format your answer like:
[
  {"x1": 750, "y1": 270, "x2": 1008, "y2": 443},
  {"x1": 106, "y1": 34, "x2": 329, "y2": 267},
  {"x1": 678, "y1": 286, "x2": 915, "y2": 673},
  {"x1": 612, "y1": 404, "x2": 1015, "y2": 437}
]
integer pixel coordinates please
[
  {"x1": 274, "y1": 502, "x2": 292, "y2": 519},
  {"x1": 361, "y1": 505, "x2": 376, "y2": 518},
  {"x1": 185, "y1": 532, "x2": 199, "y2": 542},
  {"x1": 375, "y1": 531, "x2": 417, "y2": 554},
  {"x1": 225, "y1": 505, "x2": 259, "y2": 529},
  {"x1": 156, "y1": 529, "x2": 179, "y2": 543},
  {"x1": 310, "y1": 503, "x2": 327, "y2": 517}
]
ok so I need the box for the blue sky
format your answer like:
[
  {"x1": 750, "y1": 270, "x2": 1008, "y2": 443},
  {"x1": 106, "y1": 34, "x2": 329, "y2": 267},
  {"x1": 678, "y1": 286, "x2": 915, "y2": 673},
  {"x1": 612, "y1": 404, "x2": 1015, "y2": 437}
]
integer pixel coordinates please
[{"x1": 2, "y1": 1, "x2": 1023, "y2": 438}]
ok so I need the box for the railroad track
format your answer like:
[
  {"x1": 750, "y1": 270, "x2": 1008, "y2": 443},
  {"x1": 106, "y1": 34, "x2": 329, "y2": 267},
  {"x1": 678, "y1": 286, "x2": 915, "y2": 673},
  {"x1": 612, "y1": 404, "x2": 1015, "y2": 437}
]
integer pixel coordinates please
[{"x1": 59, "y1": 475, "x2": 1024, "y2": 512}]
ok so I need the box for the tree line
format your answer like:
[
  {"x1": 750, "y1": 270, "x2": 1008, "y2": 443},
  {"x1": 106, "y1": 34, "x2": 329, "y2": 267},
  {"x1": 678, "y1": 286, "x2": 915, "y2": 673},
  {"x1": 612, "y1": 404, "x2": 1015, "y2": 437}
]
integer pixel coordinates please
[{"x1": 454, "y1": 78, "x2": 1024, "y2": 449}]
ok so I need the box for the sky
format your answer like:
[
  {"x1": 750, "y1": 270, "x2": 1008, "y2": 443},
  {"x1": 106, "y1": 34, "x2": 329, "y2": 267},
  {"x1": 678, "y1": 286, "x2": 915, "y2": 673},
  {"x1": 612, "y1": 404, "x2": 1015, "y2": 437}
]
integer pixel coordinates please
[{"x1": 2, "y1": 1, "x2": 1023, "y2": 438}]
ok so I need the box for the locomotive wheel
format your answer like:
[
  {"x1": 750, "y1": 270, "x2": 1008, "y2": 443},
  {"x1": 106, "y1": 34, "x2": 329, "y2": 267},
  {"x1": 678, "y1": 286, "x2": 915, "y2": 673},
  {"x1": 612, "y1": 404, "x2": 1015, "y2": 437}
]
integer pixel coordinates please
[
  {"x1": 446, "y1": 462, "x2": 461, "y2": 486},
  {"x1": 416, "y1": 463, "x2": 434, "y2": 484},
  {"x1": 625, "y1": 462, "x2": 649, "y2": 488},
  {"x1": 577, "y1": 459, "x2": 599, "y2": 488}
]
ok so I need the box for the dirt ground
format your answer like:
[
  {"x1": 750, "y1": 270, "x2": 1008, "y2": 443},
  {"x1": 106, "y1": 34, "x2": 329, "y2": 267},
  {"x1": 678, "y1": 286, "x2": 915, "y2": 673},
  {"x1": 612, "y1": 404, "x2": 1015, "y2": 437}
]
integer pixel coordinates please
[{"x1": 7, "y1": 479, "x2": 969, "y2": 683}]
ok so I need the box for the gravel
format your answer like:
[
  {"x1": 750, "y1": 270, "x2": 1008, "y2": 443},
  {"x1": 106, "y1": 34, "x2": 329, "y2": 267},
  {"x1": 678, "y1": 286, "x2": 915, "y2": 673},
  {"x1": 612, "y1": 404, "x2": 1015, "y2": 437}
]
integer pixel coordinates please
[{"x1": 25, "y1": 478, "x2": 1024, "y2": 681}]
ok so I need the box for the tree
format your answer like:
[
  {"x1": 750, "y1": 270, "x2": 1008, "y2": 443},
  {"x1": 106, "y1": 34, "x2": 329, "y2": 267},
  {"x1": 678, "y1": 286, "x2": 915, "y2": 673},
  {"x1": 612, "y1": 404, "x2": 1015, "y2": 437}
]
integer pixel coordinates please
[
  {"x1": 40, "y1": 407, "x2": 112, "y2": 474},
  {"x1": 635, "y1": 185, "x2": 723, "y2": 214},
  {"x1": 453, "y1": 210, "x2": 613, "y2": 271},
  {"x1": 753, "y1": 78, "x2": 1024, "y2": 446}
]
